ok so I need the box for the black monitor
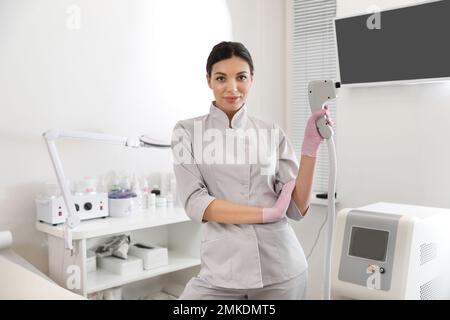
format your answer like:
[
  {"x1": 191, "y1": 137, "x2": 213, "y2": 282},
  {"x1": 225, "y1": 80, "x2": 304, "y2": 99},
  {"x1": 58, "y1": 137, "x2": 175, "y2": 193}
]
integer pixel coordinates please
[{"x1": 334, "y1": 0, "x2": 450, "y2": 86}]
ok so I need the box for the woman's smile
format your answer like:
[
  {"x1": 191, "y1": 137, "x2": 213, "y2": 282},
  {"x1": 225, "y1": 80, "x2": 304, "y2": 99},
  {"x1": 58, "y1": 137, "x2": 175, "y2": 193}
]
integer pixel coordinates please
[{"x1": 224, "y1": 96, "x2": 240, "y2": 103}]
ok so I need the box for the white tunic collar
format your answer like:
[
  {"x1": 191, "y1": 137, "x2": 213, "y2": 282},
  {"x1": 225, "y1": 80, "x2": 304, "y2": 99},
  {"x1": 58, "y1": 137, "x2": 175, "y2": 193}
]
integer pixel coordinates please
[{"x1": 209, "y1": 102, "x2": 248, "y2": 129}]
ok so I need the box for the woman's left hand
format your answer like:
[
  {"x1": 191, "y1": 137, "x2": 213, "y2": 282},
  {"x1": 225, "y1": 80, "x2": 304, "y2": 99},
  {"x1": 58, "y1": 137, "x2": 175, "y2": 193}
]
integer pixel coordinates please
[
  {"x1": 301, "y1": 106, "x2": 333, "y2": 158},
  {"x1": 262, "y1": 180, "x2": 296, "y2": 223}
]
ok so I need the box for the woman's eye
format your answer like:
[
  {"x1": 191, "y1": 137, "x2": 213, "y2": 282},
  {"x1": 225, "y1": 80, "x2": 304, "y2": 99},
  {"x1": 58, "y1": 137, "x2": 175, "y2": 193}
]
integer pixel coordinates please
[
  {"x1": 216, "y1": 77, "x2": 225, "y2": 81},
  {"x1": 239, "y1": 75, "x2": 247, "y2": 81}
]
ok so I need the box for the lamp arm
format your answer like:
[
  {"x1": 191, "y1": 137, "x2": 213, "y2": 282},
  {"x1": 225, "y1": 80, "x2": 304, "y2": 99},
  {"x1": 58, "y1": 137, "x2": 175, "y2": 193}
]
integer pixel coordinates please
[
  {"x1": 43, "y1": 129, "x2": 139, "y2": 147},
  {"x1": 43, "y1": 138, "x2": 78, "y2": 218},
  {"x1": 42, "y1": 129, "x2": 137, "y2": 221},
  {"x1": 42, "y1": 129, "x2": 136, "y2": 250},
  {"x1": 43, "y1": 135, "x2": 80, "y2": 250}
]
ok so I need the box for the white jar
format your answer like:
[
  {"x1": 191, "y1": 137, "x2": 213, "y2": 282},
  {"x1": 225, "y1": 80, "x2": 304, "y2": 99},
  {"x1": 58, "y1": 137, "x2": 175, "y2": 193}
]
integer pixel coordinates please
[
  {"x1": 155, "y1": 196, "x2": 167, "y2": 207},
  {"x1": 108, "y1": 197, "x2": 137, "y2": 217}
]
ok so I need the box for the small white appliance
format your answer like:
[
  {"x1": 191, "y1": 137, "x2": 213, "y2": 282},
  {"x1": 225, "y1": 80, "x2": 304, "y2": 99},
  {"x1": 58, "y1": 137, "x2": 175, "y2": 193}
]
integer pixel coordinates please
[{"x1": 36, "y1": 193, "x2": 109, "y2": 225}]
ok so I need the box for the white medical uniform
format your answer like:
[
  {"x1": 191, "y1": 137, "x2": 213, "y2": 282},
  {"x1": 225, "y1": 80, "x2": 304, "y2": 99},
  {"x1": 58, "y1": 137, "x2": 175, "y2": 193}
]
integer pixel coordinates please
[{"x1": 172, "y1": 103, "x2": 308, "y2": 299}]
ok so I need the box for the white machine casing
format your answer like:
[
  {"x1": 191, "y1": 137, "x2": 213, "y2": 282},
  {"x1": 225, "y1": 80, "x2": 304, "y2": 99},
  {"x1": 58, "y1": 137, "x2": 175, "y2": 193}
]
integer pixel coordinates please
[
  {"x1": 36, "y1": 192, "x2": 109, "y2": 225},
  {"x1": 331, "y1": 202, "x2": 450, "y2": 300}
]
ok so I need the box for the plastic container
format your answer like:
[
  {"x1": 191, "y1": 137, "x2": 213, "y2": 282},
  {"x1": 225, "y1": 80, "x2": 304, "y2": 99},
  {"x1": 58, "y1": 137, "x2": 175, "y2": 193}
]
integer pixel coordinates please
[
  {"x1": 131, "y1": 175, "x2": 143, "y2": 211},
  {"x1": 84, "y1": 178, "x2": 98, "y2": 194},
  {"x1": 151, "y1": 185, "x2": 161, "y2": 196},
  {"x1": 141, "y1": 178, "x2": 149, "y2": 209},
  {"x1": 98, "y1": 176, "x2": 109, "y2": 193},
  {"x1": 97, "y1": 255, "x2": 143, "y2": 276},
  {"x1": 109, "y1": 172, "x2": 121, "y2": 192},
  {"x1": 128, "y1": 243, "x2": 168, "y2": 270},
  {"x1": 155, "y1": 196, "x2": 167, "y2": 208},
  {"x1": 148, "y1": 193, "x2": 156, "y2": 208},
  {"x1": 166, "y1": 193, "x2": 174, "y2": 207},
  {"x1": 108, "y1": 191, "x2": 138, "y2": 217}
]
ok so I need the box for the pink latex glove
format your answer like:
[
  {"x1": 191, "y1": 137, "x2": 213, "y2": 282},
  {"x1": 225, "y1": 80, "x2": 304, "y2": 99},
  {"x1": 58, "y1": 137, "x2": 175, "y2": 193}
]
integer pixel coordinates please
[
  {"x1": 301, "y1": 106, "x2": 333, "y2": 158},
  {"x1": 262, "y1": 180, "x2": 297, "y2": 223}
]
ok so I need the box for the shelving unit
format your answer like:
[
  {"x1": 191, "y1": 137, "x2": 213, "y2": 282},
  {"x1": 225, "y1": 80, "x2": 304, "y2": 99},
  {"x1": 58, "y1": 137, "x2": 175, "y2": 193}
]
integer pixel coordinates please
[
  {"x1": 36, "y1": 206, "x2": 201, "y2": 298},
  {"x1": 86, "y1": 252, "x2": 199, "y2": 294}
]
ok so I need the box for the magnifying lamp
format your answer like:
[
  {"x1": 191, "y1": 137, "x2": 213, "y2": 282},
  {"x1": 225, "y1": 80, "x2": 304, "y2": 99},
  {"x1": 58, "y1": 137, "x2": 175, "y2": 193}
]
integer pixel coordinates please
[{"x1": 42, "y1": 129, "x2": 171, "y2": 251}]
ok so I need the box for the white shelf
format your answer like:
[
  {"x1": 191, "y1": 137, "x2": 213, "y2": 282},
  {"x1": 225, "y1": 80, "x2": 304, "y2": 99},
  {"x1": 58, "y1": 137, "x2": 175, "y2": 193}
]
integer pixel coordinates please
[
  {"x1": 37, "y1": 205, "x2": 201, "y2": 297},
  {"x1": 86, "y1": 252, "x2": 200, "y2": 294},
  {"x1": 36, "y1": 206, "x2": 190, "y2": 240}
]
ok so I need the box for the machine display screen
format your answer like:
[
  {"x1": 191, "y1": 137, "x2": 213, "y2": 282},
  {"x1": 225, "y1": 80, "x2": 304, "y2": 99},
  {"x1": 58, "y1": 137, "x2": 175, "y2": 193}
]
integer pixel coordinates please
[{"x1": 348, "y1": 226, "x2": 389, "y2": 261}]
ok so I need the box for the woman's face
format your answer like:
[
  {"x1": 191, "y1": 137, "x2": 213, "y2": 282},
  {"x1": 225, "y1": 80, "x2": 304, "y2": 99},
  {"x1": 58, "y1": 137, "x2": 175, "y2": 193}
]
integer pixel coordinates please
[{"x1": 207, "y1": 56, "x2": 254, "y2": 117}]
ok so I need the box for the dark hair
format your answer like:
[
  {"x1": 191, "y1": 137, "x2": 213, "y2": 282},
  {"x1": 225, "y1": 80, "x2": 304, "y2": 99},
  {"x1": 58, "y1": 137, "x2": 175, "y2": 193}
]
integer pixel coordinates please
[{"x1": 206, "y1": 41, "x2": 254, "y2": 77}]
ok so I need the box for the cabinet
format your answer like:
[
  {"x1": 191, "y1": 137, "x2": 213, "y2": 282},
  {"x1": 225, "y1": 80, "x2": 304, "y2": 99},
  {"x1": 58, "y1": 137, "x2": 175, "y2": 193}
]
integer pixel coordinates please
[{"x1": 36, "y1": 206, "x2": 201, "y2": 298}]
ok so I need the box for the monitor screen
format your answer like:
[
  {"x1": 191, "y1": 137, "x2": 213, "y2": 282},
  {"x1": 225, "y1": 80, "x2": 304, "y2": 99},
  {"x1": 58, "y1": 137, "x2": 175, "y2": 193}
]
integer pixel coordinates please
[
  {"x1": 334, "y1": 0, "x2": 450, "y2": 85},
  {"x1": 349, "y1": 226, "x2": 389, "y2": 261}
]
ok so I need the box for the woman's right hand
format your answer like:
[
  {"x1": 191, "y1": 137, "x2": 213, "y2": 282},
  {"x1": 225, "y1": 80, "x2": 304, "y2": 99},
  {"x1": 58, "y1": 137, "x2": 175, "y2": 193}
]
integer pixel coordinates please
[
  {"x1": 262, "y1": 180, "x2": 297, "y2": 223},
  {"x1": 301, "y1": 106, "x2": 333, "y2": 158}
]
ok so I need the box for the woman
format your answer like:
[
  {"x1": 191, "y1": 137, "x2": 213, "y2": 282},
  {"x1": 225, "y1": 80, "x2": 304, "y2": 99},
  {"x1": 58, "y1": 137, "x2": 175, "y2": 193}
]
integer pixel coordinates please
[{"x1": 171, "y1": 41, "x2": 330, "y2": 299}]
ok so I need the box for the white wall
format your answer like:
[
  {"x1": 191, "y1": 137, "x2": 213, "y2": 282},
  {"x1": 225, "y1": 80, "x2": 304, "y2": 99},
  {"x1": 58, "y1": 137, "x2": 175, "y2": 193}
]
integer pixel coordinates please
[
  {"x1": 0, "y1": 0, "x2": 286, "y2": 277},
  {"x1": 294, "y1": 0, "x2": 450, "y2": 299},
  {"x1": 337, "y1": 0, "x2": 450, "y2": 227},
  {"x1": 226, "y1": 0, "x2": 286, "y2": 127}
]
